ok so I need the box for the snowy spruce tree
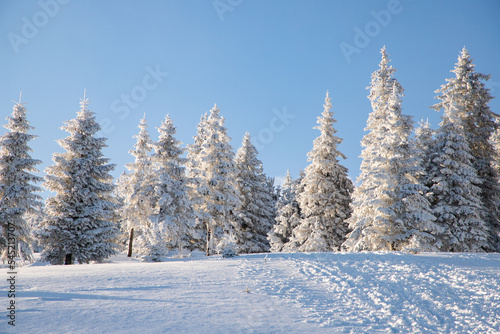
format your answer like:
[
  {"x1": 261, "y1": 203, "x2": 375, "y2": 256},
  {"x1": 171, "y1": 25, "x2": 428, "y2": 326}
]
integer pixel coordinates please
[
  {"x1": 140, "y1": 223, "x2": 168, "y2": 262},
  {"x1": 415, "y1": 119, "x2": 435, "y2": 158},
  {"x1": 280, "y1": 170, "x2": 306, "y2": 252},
  {"x1": 386, "y1": 87, "x2": 438, "y2": 253},
  {"x1": 233, "y1": 132, "x2": 275, "y2": 253},
  {"x1": 427, "y1": 103, "x2": 489, "y2": 252},
  {"x1": 118, "y1": 116, "x2": 160, "y2": 259},
  {"x1": 432, "y1": 47, "x2": 500, "y2": 252},
  {"x1": 265, "y1": 176, "x2": 278, "y2": 236},
  {"x1": 37, "y1": 94, "x2": 119, "y2": 265},
  {"x1": 185, "y1": 113, "x2": 209, "y2": 250},
  {"x1": 26, "y1": 207, "x2": 47, "y2": 253},
  {"x1": 343, "y1": 48, "x2": 436, "y2": 252},
  {"x1": 287, "y1": 92, "x2": 353, "y2": 252},
  {"x1": 268, "y1": 171, "x2": 301, "y2": 252},
  {"x1": 150, "y1": 115, "x2": 196, "y2": 255},
  {"x1": 186, "y1": 105, "x2": 241, "y2": 255},
  {"x1": 0, "y1": 97, "x2": 42, "y2": 263},
  {"x1": 414, "y1": 119, "x2": 435, "y2": 189},
  {"x1": 490, "y1": 120, "x2": 500, "y2": 179}
]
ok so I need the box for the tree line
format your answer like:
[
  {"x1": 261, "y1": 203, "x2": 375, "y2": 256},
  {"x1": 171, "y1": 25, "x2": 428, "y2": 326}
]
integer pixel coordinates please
[{"x1": 1, "y1": 46, "x2": 498, "y2": 265}]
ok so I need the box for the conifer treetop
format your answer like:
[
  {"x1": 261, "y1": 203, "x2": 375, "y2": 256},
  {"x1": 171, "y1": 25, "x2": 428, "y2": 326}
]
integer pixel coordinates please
[
  {"x1": 368, "y1": 47, "x2": 404, "y2": 113},
  {"x1": 154, "y1": 114, "x2": 185, "y2": 164},
  {"x1": 126, "y1": 116, "x2": 153, "y2": 173},
  {"x1": 4, "y1": 98, "x2": 34, "y2": 135}
]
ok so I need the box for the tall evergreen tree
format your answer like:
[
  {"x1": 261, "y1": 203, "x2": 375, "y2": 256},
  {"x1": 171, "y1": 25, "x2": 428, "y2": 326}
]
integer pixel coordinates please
[
  {"x1": 118, "y1": 116, "x2": 157, "y2": 258},
  {"x1": 264, "y1": 175, "x2": 278, "y2": 245},
  {"x1": 343, "y1": 48, "x2": 404, "y2": 251},
  {"x1": 414, "y1": 119, "x2": 435, "y2": 189},
  {"x1": 185, "y1": 113, "x2": 209, "y2": 250},
  {"x1": 343, "y1": 48, "x2": 435, "y2": 252},
  {"x1": 281, "y1": 170, "x2": 306, "y2": 252},
  {"x1": 288, "y1": 92, "x2": 353, "y2": 252},
  {"x1": 432, "y1": 47, "x2": 500, "y2": 251},
  {"x1": 415, "y1": 119, "x2": 435, "y2": 157},
  {"x1": 0, "y1": 97, "x2": 42, "y2": 263},
  {"x1": 269, "y1": 171, "x2": 304, "y2": 252},
  {"x1": 386, "y1": 87, "x2": 437, "y2": 253},
  {"x1": 490, "y1": 120, "x2": 500, "y2": 179},
  {"x1": 37, "y1": 94, "x2": 119, "y2": 265},
  {"x1": 186, "y1": 105, "x2": 241, "y2": 255},
  {"x1": 427, "y1": 103, "x2": 489, "y2": 252},
  {"x1": 407, "y1": 119, "x2": 443, "y2": 252},
  {"x1": 269, "y1": 171, "x2": 296, "y2": 252},
  {"x1": 26, "y1": 206, "x2": 47, "y2": 253},
  {"x1": 151, "y1": 115, "x2": 196, "y2": 254},
  {"x1": 233, "y1": 132, "x2": 274, "y2": 253}
]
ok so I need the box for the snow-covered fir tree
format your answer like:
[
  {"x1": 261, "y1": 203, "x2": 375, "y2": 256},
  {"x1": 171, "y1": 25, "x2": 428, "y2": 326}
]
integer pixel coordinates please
[
  {"x1": 118, "y1": 115, "x2": 159, "y2": 259},
  {"x1": 141, "y1": 222, "x2": 168, "y2": 262},
  {"x1": 415, "y1": 119, "x2": 435, "y2": 157},
  {"x1": 233, "y1": 132, "x2": 275, "y2": 253},
  {"x1": 150, "y1": 115, "x2": 196, "y2": 255},
  {"x1": 427, "y1": 103, "x2": 489, "y2": 252},
  {"x1": 0, "y1": 97, "x2": 42, "y2": 263},
  {"x1": 414, "y1": 119, "x2": 435, "y2": 189},
  {"x1": 37, "y1": 94, "x2": 119, "y2": 265},
  {"x1": 265, "y1": 175, "x2": 278, "y2": 236},
  {"x1": 114, "y1": 171, "x2": 128, "y2": 212},
  {"x1": 287, "y1": 92, "x2": 353, "y2": 252},
  {"x1": 268, "y1": 171, "x2": 301, "y2": 252},
  {"x1": 343, "y1": 48, "x2": 404, "y2": 251},
  {"x1": 277, "y1": 169, "x2": 306, "y2": 252},
  {"x1": 432, "y1": 47, "x2": 500, "y2": 252},
  {"x1": 185, "y1": 113, "x2": 209, "y2": 250},
  {"x1": 26, "y1": 207, "x2": 47, "y2": 253},
  {"x1": 490, "y1": 119, "x2": 500, "y2": 178},
  {"x1": 411, "y1": 119, "x2": 442, "y2": 252},
  {"x1": 343, "y1": 48, "x2": 435, "y2": 252},
  {"x1": 386, "y1": 87, "x2": 438, "y2": 253},
  {"x1": 186, "y1": 105, "x2": 241, "y2": 255}
]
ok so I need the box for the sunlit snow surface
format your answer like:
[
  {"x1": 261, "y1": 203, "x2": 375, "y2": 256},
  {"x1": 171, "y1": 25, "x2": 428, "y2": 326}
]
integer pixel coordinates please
[{"x1": 3, "y1": 252, "x2": 500, "y2": 333}]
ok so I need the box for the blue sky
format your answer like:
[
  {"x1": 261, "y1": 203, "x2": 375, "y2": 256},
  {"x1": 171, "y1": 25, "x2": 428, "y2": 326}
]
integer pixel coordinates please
[{"x1": 1, "y1": 0, "x2": 499, "y2": 198}]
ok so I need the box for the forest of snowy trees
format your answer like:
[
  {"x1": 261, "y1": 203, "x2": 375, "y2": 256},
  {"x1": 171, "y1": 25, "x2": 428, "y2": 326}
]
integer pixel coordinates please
[{"x1": 1, "y1": 47, "x2": 499, "y2": 265}]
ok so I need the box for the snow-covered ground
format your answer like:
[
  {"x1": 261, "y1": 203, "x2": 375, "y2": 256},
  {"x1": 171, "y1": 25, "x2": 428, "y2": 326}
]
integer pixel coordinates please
[{"x1": 2, "y1": 252, "x2": 500, "y2": 333}]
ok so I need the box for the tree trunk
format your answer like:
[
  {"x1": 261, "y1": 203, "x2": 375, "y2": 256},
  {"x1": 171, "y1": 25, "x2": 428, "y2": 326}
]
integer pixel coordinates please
[
  {"x1": 65, "y1": 253, "x2": 72, "y2": 265},
  {"x1": 206, "y1": 226, "x2": 211, "y2": 256},
  {"x1": 127, "y1": 228, "x2": 134, "y2": 257}
]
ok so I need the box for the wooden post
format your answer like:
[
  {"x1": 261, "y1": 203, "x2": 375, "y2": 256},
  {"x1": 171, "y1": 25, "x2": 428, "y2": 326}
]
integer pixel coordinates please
[
  {"x1": 127, "y1": 228, "x2": 134, "y2": 257},
  {"x1": 65, "y1": 253, "x2": 72, "y2": 265}
]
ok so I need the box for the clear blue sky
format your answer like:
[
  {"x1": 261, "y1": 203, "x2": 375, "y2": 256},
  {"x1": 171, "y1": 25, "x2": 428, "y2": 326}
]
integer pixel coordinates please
[{"x1": 1, "y1": 0, "x2": 499, "y2": 198}]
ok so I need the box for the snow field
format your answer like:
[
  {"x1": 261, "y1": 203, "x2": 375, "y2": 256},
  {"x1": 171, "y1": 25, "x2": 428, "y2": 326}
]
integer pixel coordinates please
[
  {"x1": 237, "y1": 252, "x2": 500, "y2": 333},
  {"x1": 2, "y1": 252, "x2": 500, "y2": 333}
]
